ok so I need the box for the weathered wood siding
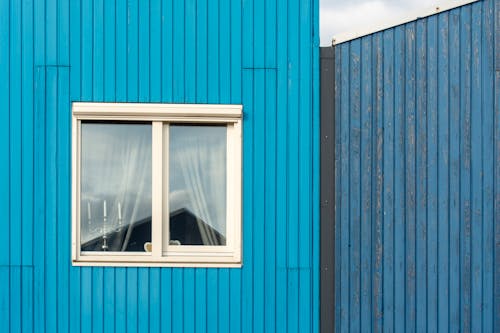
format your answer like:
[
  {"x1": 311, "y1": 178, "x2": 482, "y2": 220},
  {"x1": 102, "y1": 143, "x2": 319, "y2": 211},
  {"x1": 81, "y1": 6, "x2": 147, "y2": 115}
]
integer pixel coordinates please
[
  {"x1": 0, "y1": 0, "x2": 320, "y2": 332},
  {"x1": 333, "y1": 0, "x2": 499, "y2": 331}
]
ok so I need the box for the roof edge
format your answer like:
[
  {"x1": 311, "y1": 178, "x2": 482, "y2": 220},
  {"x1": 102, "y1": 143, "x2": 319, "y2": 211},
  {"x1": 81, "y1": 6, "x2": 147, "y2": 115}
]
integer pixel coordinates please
[{"x1": 332, "y1": 0, "x2": 479, "y2": 45}]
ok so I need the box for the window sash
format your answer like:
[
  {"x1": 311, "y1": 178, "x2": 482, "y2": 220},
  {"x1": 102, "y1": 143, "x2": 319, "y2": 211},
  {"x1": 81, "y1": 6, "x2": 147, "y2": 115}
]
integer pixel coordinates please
[{"x1": 72, "y1": 103, "x2": 242, "y2": 267}]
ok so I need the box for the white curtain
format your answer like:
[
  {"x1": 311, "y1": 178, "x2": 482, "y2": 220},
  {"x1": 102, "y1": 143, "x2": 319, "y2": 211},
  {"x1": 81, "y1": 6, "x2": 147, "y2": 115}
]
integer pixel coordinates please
[
  {"x1": 169, "y1": 125, "x2": 226, "y2": 245},
  {"x1": 80, "y1": 122, "x2": 152, "y2": 251}
]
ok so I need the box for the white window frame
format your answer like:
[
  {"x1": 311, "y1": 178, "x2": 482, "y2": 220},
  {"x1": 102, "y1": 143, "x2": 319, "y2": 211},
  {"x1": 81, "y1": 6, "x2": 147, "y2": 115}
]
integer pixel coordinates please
[{"x1": 71, "y1": 102, "x2": 242, "y2": 267}]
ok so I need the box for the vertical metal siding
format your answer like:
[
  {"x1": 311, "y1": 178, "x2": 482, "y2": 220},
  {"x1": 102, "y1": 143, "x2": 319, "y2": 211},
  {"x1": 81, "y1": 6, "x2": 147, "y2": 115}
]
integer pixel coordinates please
[
  {"x1": 0, "y1": 0, "x2": 319, "y2": 332},
  {"x1": 333, "y1": 0, "x2": 499, "y2": 331}
]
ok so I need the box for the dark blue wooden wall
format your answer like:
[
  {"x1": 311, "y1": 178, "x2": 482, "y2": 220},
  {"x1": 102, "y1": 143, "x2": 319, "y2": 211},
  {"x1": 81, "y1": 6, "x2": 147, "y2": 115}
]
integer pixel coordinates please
[
  {"x1": 333, "y1": 0, "x2": 499, "y2": 331},
  {"x1": 0, "y1": 0, "x2": 320, "y2": 332}
]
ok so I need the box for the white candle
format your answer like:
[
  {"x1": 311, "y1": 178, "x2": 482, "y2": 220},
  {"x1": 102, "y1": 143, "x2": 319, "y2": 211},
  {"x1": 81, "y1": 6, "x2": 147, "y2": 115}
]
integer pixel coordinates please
[
  {"x1": 87, "y1": 202, "x2": 91, "y2": 220},
  {"x1": 118, "y1": 202, "x2": 122, "y2": 220},
  {"x1": 103, "y1": 200, "x2": 107, "y2": 217}
]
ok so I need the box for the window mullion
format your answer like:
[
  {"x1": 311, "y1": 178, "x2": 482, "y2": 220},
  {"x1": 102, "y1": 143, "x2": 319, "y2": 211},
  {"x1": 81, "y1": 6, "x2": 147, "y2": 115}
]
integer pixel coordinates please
[
  {"x1": 162, "y1": 123, "x2": 170, "y2": 254},
  {"x1": 151, "y1": 122, "x2": 163, "y2": 258}
]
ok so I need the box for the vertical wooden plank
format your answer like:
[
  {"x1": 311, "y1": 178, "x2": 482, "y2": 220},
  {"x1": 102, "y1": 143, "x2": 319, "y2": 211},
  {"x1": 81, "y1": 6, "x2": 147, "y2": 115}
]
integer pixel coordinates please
[
  {"x1": 404, "y1": 22, "x2": 417, "y2": 333},
  {"x1": 45, "y1": 67, "x2": 58, "y2": 333},
  {"x1": 206, "y1": 270, "x2": 218, "y2": 332},
  {"x1": 426, "y1": 14, "x2": 439, "y2": 333},
  {"x1": 161, "y1": 0, "x2": 173, "y2": 102},
  {"x1": 103, "y1": 0, "x2": 116, "y2": 101},
  {"x1": 253, "y1": 0, "x2": 264, "y2": 68},
  {"x1": 127, "y1": 0, "x2": 139, "y2": 101},
  {"x1": 298, "y1": 1, "x2": 313, "y2": 330},
  {"x1": 286, "y1": 0, "x2": 300, "y2": 328},
  {"x1": 460, "y1": 6, "x2": 472, "y2": 332},
  {"x1": 21, "y1": 267, "x2": 34, "y2": 333},
  {"x1": 103, "y1": 268, "x2": 115, "y2": 333},
  {"x1": 127, "y1": 268, "x2": 138, "y2": 333},
  {"x1": 241, "y1": 69, "x2": 254, "y2": 333},
  {"x1": 58, "y1": 0, "x2": 69, "y2": 65},
  {"x1": 0, "y1": 268, "x2": 9, "y2": 333},
  {"x1": 359, "y1": 35, "x2": 373, "y2": 333},
  {"x1": 207, "y1": 0, "x2": 219, "y2": 102},
  {"x1": 196, "y1": 0, "x2": 207, "y2": 102},
  {"x1": 393, "y1": 25, "x2": 406, "y2": 333},
  {"x1": 338, "y1": 43, "x2": 350, "y2": 333},
  {"x1": 160, "y1": 270, "x2": 172, "y2": 332},
  {"x1": 93, "y1": 0, "x2": 104, "y2": 101},
  {"x1": 415, "y1": 19, "x2": 428, "y2": 332},
  {"x1": 184, "y1": 0, "x2": 196, "y2": 102},
  {"x1": 34, "y1": 67, "x2": 46, "y2": 333},
  {"x1": 264, "y1": 0, "x2": 276, "y2": 68},
  {"x1": 183, "y1": 269, "x2": 195, "y2": 333},
  {"x1": 275, "y1": 1, "x2": 288, "y2": 331},
  {"x1": 372, "y1": 32, "x2": 384, "y2": 333},
  {"x1": 149, "y1": 0, "x2": 161, "y2": 102},
  {"x1": 349, "y1": 38, "x2": 361, "y2": 333},
  {"x1": 218, "y1": 269, "x2": 230, "y2": 333},
  {"x1": 46, "y1": 0, "x2": 56, "y2": 65},
  {"x1": 21, "y1": 0, "x2": 34, "y2": 268},
  {"x1": 437, "y1": 11, "x2": 450, "y2": 333},
  {"x1": 81, "y1": 0, "x2": 93, "y2": 99},
  {"x1": 264, "y1": 69, "x2": 277, "y2": 333},
  {"x1": 242, "y1": 0, "x2": 253, "y2": 68},
  {"x1": 149, "y1": 269, "x2": 160, "y2": 333},
  {"x1": 219, "y1": 0, "x2": 230, "y2": 102},
  {"x1": 382, "y1": 28, "x2": 395, "y2": 333},
  {"x1": 56, "y1": 68, "x2": 70, "y2": 333},
  {"x1": 115, "y1": 268, "x2": 127, "y2": 333},
  {"x1": 138, "y1": 269, "x2": 150, "y2": 333},
  {"x1": 0, "y1": 0, "x2": 10, "y2": 268},
  {"x1": 252, "y1": 69, "x2": 265, "y2": 333},
  {"x1": 10, "y1": 267, "x2": 21, "y2": 333},
  {"x1": 10, "y1": 0, "x2": 22, "y2": 271},
  {"x1": 230, "y1": 0, "x2": 242, "y2": 102},
  {"x1": 115, "y1": 0, "x2": 126, "y2": 101},
  {"x1": 33, "y1": 0, "x2": 44, "y2": 66},
  {"x1": 138, "y1": 0, "x2": 150, "y2": 102},
  {"x1": 172, "y1": 0, "x2": 184, "y2": 102},
  {"x1": 195, "y1": 269, "x2": 207, "y2": 333},
  {"x1": 448, "y1": 9, "x2": 461, "y2": 333},
  {"x1": 92, "y1": 268, "x2": 104, "y2": 333},
  {"x1": 171, "y1": 270, "x2": 184, "y2": 332},
  {"x1": 80, "y1": 268, "x2": 93, "y2": 333},
  {"x1": 481, "y1": 1, "x2": 495, "y2": 331},
  {"x1": 470, "y1": 4, "x2": 484, "y2": 332}
]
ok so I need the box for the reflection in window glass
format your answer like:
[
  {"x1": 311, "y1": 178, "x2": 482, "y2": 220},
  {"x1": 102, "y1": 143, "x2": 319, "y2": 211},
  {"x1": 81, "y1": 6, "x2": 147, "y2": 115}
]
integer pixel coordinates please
[
  {"x1": 168, "y1": 125, "x2": 227, "y2": 245},
  {"x1": 80, "y1": 122, "x2": 152, "y2": 252}
]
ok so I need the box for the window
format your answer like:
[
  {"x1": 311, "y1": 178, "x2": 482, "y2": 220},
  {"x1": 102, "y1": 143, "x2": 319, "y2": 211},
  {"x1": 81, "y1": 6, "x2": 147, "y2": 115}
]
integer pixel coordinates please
[{"x1": 71, "y1": 103, "x2": 242, "y2": 267}]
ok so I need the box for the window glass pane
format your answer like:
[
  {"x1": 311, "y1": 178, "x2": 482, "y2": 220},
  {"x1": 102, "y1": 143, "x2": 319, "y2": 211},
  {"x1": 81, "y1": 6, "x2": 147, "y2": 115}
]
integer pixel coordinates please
[
  {"x1": 168, "y1": 125, "x2": 227, "y2": 246},
  {"x1": 80, "y1": 122, "x2": 152, "y2": 252}
]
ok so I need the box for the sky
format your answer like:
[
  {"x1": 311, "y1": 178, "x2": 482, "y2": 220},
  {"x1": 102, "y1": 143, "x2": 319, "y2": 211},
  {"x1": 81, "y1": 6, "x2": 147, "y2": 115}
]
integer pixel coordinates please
[{"x1": 320, "y1": 0, "x2": 465, "y2": 45}]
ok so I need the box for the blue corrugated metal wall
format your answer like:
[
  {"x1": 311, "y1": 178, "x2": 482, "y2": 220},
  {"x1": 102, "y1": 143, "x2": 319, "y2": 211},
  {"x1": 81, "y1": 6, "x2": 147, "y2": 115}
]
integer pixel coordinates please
[
  {"x1": 0, "y1": 0, "x2": 320, "y2": 332},
  {"x1": 334, "y1": 0, "x2": 499, "y2": 331}
]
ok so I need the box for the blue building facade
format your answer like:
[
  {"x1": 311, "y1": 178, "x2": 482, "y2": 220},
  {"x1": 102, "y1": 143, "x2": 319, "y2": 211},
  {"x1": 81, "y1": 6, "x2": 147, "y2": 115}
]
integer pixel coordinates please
[
  {"x1": 331, "y1": 0, "x2": 500, "y2": 331},
  {"x1": 0, "y1": 0, "x2": 320, "y2": 332}
]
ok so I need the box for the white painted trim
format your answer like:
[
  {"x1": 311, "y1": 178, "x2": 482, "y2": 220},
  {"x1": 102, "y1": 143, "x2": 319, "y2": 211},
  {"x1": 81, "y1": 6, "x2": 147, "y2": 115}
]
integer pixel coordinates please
[
  {"x1": 332, "y1": 0, "x2": 479, "y2": 45},
  {"x1": 72, "y1": 260, "x2": 242, "y2": 268},
  {"x1": 72, "y1": 102, "x2": 242, "y2": 121},
  {"x1": 71, "y1": 102, "x2": 243, "y2": 267}
]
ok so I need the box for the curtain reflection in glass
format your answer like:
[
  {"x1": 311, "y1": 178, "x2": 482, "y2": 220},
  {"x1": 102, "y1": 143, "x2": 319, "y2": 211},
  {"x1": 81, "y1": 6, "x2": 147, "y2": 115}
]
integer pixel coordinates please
[
  {"x1": 168, "y1": 125, "x2": 227, "y2": 245},
  {"x1": 80, "y1": 122, "x2": 152, "y2": 252}
]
